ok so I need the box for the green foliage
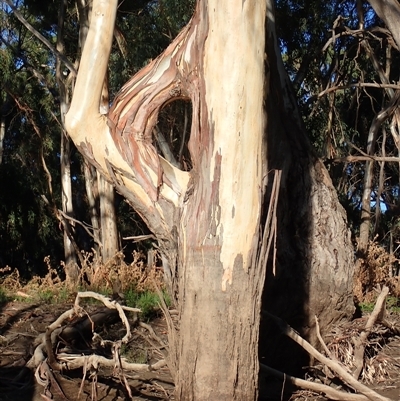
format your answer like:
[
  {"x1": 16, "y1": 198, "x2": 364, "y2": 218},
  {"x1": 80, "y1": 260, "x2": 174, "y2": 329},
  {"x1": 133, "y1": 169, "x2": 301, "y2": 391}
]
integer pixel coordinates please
[
  {"x1": 386, "y1": 296, "x2": 400, "y2": 313},
  {"x1": 0, "y1": 287, "x2": 9, "y2": 305},
  {"x1": 125, "y1": 287, "x2": 169, "y2": 320}
]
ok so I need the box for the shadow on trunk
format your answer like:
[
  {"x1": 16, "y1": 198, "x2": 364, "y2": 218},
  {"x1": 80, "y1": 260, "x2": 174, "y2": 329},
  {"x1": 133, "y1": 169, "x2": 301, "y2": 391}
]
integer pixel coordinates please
[{"x1": 259, "y1": 8, "x2": 355, "y2": 398}]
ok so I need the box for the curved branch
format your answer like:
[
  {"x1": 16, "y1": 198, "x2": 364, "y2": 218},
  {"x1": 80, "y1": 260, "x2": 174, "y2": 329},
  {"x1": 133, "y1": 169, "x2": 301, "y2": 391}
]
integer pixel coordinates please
[{"x1": 108, "y1": 19, "x2": 201, "y2": 202}]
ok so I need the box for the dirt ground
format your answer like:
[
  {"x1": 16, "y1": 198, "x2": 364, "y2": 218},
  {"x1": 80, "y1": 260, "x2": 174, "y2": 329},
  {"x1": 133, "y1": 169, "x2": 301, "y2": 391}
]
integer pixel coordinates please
[
  {"x1": 0, "y1": 300, "x2": 174, "y2": 401},
  {"x1": 0, "y1": 300, "x2": 399, "y2": 401}
]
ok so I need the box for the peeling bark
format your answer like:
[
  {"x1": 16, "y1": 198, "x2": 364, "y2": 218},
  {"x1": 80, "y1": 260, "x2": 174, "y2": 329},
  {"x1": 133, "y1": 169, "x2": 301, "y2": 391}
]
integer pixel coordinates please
[{"x1": 66, "y1": 0, "x2": 355, "y2": 399}]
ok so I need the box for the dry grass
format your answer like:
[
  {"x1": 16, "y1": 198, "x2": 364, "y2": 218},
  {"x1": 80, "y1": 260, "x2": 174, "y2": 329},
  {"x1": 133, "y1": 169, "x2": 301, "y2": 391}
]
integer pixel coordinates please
[
  {"x1": 326, "y1": 318, "x2": 397, "y2": 384},
  {"x1": 0, "y1": 250, "x2": 164, "y2": 301},
  {"x1": 356, "y1": 239, "x2": 400, "y2": 302}
]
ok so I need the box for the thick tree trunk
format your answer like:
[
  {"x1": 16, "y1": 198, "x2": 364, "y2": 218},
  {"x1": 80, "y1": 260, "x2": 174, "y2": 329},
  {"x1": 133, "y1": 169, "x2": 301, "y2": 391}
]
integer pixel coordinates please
[
  {"x1": 171, "y1": 3, "x2": 267, "y2": 398},
  {"x1": 258, "y1": 1, "x2": 355, "y2": 374},
  {"x1": 66, "y1": 0, "x2": 355, "y2": 399}
]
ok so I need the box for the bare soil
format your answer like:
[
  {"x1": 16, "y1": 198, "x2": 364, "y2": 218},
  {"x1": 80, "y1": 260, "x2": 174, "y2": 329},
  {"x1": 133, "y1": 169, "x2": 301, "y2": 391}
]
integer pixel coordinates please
[{"x1": 0, "y1": 300, "x2": 399, "y2": 401}]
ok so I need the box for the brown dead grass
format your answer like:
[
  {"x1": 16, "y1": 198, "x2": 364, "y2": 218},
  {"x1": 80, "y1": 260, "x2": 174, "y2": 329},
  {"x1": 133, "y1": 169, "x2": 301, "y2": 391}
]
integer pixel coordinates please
[
  {"x1": 356, "y1": 239, "x2": 400, "y2": 302},
  {"x1": 0, "y1": 250, "x2": 164, "y2": 299}
]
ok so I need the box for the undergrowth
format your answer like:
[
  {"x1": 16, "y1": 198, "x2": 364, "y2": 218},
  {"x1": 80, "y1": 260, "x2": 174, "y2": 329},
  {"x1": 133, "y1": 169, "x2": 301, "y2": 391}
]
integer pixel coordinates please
[
  {"x1": 355, "y1": 239, "x2": 400, "y2": 304},
  {"x1": 360, "y1": 295, "x2": 400, "y2": 314},
  {"x1": 0, "y1": 250, "x2": 168, "y2": 319},
  {"x1": 0, "y1": 286, "x2": 9, "y2": 305}
]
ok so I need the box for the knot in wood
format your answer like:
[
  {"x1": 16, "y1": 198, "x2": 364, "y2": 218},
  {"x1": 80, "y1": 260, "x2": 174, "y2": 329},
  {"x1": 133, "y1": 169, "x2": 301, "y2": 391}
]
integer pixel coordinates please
[
  {"x1": 134, "y1": 132, "x2": 145, "y2": 142},
  {"x1": 169, "y1": 86, "x2": 181, "y2": 97}
]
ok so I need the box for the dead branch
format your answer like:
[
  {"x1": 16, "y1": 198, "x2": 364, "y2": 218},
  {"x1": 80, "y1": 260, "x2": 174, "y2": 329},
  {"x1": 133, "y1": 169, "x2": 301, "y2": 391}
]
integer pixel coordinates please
[
  {"x1": 263, "y1": 310, "x2": 394, "y2": 401},
  {"x1": 261, "y1": 363, "x2": 370, "y2": 401},
  {"x1": 56, "y1": 353, "x2": 164, "y2": 372},
  {"x1": 353, "y1": 286, "x2": 389, "y2": 379},
  {"x1": 139, "y1": 321, "x2": 167, "y2": 348},
  {"x1": 74, "y1": 291, "x2": 140, "y2": 343},
  {"x1": 27, "y1": 292, "x2": 141, "y2": 369}
]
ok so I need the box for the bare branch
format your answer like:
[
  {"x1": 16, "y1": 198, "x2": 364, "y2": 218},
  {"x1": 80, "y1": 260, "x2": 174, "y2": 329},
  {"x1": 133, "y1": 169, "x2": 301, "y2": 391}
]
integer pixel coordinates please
[
  {"x1": 353, "y1": 286, "x2": 389, "y2": 379},
  {"x1": 317, "y1": 83, "x2": 400, "y2": 100},
  {"x1": 332, "y1": 155, "x2": 400, "y2": 163},
  {"x1": 4, "y1": 0, "x2": 77, "y2": 75}
]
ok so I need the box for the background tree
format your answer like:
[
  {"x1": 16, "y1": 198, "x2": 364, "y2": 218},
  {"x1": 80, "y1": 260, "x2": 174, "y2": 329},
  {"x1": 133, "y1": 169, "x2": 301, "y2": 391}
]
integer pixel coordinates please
[{"x1": 281, "y1": 0, "x2": 400, "y2": 299}]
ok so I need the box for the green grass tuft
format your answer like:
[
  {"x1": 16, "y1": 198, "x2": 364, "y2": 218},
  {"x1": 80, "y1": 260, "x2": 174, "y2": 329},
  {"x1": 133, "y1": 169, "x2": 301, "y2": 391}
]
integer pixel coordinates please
[
  {"x1": 0, "y1": 287, "x2": 9, "y2": 305},
  {"x1": 124, "y1": 287, "x2": 171, "y2": 320}
]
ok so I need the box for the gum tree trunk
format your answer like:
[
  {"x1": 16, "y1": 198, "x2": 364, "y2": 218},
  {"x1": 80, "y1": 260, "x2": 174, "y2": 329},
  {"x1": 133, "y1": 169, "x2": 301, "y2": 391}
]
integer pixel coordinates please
[{"x1": 65, "y1": 0, "x2": 355, "y2": 399}]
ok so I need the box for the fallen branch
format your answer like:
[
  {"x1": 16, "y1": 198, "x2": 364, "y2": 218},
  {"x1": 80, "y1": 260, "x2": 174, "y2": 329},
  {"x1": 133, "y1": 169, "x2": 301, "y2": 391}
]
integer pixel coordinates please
[
  {"x1": 263, "y1": 310, "x2": 394, "y2": 401},
  {"x1": 260, "y1": 363, "x2": 370, "y2": 401},
  {"x1": 353, "y1": 286, "x2": 389, "y2": 380},
  {"x1": 27, "y1": 291, "x2": 141, "y2": 368},
  {"x1": 57, "y1": 353, "x2": 166, "y2": 372}
]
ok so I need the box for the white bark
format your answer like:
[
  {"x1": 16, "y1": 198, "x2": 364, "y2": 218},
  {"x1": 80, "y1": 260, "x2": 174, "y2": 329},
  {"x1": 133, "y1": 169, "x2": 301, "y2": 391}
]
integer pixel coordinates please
[{"x1": 202, "y1": 1, "x2": 266, "y2": 290}]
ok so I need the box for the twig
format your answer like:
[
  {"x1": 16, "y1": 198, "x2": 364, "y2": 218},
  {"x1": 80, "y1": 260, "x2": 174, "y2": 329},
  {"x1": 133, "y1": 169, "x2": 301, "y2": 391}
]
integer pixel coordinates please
[
  {"x1": 315, "y1": 315, "x2": 334, "y2": 359},
  {"x1": 139, "y1": 321, "x2": 167, "y2": 348}
]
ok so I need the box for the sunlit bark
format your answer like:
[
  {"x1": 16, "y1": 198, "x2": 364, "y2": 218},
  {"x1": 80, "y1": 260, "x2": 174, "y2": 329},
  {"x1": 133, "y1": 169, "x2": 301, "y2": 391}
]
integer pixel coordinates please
[{"x1": 66, "y1": 1, "x2": 355, "y2": 399}]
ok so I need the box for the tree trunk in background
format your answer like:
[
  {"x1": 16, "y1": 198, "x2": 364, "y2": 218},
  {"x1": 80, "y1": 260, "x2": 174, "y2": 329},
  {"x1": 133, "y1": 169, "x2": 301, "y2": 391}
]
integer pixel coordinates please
[
  {"x1": 66, "y1": 0, "x2": 355, "y2": 398},
  {"x1": 98, "y1": 172, "x2": 119, "y2": 263},
  {"x1": 0, "y1": 115, "x2": 5, "y2": 165},
  {"x1": 58, "y1": 0, "x2": 78, "y2": 282},
  {"x1": 83, "y1": 161, "x2": 101, "y2": 254}
]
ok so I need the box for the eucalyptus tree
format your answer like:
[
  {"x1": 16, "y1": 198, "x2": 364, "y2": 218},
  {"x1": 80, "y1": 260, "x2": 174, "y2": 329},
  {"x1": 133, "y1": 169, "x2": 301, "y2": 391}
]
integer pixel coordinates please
[
  {"x1": 277, "y1": 0, "x2": 400, "y2": 299},
  {"x1": 65, "y1": 0, "x2": 355, "y2": 399}
]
